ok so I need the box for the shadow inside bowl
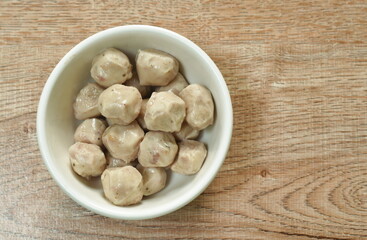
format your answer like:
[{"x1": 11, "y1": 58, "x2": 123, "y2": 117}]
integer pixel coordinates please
[{"x1": 70, "y1": 165, "x2": 103, "y2": 190}]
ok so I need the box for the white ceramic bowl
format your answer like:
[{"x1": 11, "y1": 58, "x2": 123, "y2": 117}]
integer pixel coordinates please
[{"x1": 37, "y1": 25, "x2": 233, "y2": 220}]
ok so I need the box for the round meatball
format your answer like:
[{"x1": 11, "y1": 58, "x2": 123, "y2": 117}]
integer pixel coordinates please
[
  {"x1": 98, "y1": 84, "x2": 142, "y2": 125},
  {"x1": 171, "y1": 140, "x2": 207, "y2": 175},
  {"x1": 102, "y1": 121, "x2": 144, "y2": 163},
  {"x1": 137, "y1": 164, "x2": 167, "y2": 196},
  {"x1": 174, "y1": 121, "x2": 200, "y2": 141},
  {"x1": 124, "y1": 71, "x2": 152, "y2": 98},
  {"x1": 69, "y1": 142, "x2": 106, "y2": 178},
  {"x1": 74, "y1": 118, "x2": 107, "y2": 146},
  {"x1": 136, "y1": 99, "x2": 148, "y2": 130},
  {"x1": 136, "y1": 49, "x2": 179, "y2": 86},
  {"x1": 179, "y1": 84, "x2": 214, "y2": 130},
  {"x1": 145, "y1": 92, "x2": 186, "y2": 132},
  {"x1": 138, "y1": 131, "x2": 178, "y2": 167},
  {"x1": 101, "y1": 166, "x2": 143, "y2": 206},
  {"x1": 156, "y1": 73, "x2": 188, "y2": 95},
  {"x1": 106, "y1": 152, "x2": 132, "y2": 168},
  {"x1": 91, "y1": 48, "x2": 132, "y2": 87},
  {"x1": 73, "y1": 83, "x2": 104, "y2": 120}
]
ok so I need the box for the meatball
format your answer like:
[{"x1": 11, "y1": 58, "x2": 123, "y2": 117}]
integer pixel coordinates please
[
  {"x1": 171, "y1": 140, "x2": 207, "y2": 175},
  {"x1": 74, "y1": 118, "x2": 107, "y2": 146},
  {"x1": 124, "y1": 71, "x2": 152, "y2": 98},
  {"x1": 145, "y1": 92, "x2": 186, "y2": 132},
  {"x1": 91, "y1": 48, "x2": 132, "y2": 87},
  {"x1": 136, "y1": 99, "x2": 148, "y2": 130},
  {"x1": 102, "y1": 121, "x2": 144, "y2": 163},
  {"x1": 173, "y1": 121, "x2": 200, "y2": 141},
  {"x1": 101, "y1": 166, "x2": 143, "y2": 206},
  {"x1": 73, "y1": 83, "x2": 104, "y2": 120},
  {"x1": 137, "y1": 164, "x2": 167, "y2": 196},
  {"x1": 179, "y1": 84, "x2": 214, "y2": 130},
  {"x1": 138, "y1": 131, "x2": 178, "y2": 167},
  {"x1": 156, "y1": 73, "x2": 188, "y2": 95},
  {"x1": 69, "y1": 142, "x2": 106, "y2": 178},
  {"x1": 136, "y1": 49, "x2": 179, "y2": 86},
  {"x1": 98, "y1": 84, "x2": 142, "y2": 125},
  {"x1": 106, "y1": 152, "x2": 132, "y2": 168}
]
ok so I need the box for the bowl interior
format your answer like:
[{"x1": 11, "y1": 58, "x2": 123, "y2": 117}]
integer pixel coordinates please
[{"x1": 38, "y1": 26, "x2": 232, "y2": 220}]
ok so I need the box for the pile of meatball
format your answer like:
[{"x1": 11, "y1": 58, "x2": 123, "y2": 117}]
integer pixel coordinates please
[{"x1": 69, "y1": 48, "x2": 214, "y2": 206}]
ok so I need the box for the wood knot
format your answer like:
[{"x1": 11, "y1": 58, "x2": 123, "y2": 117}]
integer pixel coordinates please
[
  {"x1": 351, "y1": 184, "x2": 367, "y2": 209},
  {"x1": 260, "y1": 169, "x2": 269, "y2": 178},
  {"x1": 23, "y1": 122, "x2": 35, "y2": 134}
]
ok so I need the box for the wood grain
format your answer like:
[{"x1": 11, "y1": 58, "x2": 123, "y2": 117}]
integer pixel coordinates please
[{"x1": 1, "y1": 0, "x2": 367, "y2": 239}]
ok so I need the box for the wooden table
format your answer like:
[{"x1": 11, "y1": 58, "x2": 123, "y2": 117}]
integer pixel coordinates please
[{"x1": 1, "y1": 0, "x2": 366, "y2": 239}]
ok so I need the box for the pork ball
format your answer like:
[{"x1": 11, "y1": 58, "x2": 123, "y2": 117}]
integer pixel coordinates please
[
  {"x1": 138, "y1": 131, "x2": 178, "y2": 167},
  {"x1": 179, "y1": 84, "x2": 214, "y2": 130},
  {"x1": 74, "y1": 83, "x2": 104, "y2": 120},
  {"x1": 171, "y1": 140, "x2": 207, "y2": 175},
  {"x1": 105, "y1": 152, "x2": 132, "y2": 168},
  {"x1": 98, "y1": 84, "x2": 142, "y2": 125},
  {"x1": 101, "y1": 166, "x2": 143, "y2": 206},
  {"x1": 91, "y1": 48, "x2": 132, "y2": 87},
  {"x1": 156, "y1": 73, "x2": 188, "y2": 95},
  {"x1": 74, "y1": 118, "x2": 107, "y2": 146},
  {"x1": 173, "y1": 121, "x2": 200, "y2": 141},
  {"x1": 136, "y1": 49, "x2": 179, "y2": 86},
  {"x1": 145, "y1": 92, "x2": 186, "y2": 132},
  {"x1": 136, "y1": 99, "x2": 148, "y2": 130},
  {"x1": 137, "y1": 164, "x2": 167, "y2": 196},
  {"x1": 69, "y1": 142, "x2": 106, "y2": 178},
  {"x1": 102, "y1": 121, "x2": 144, "y2": 163}
]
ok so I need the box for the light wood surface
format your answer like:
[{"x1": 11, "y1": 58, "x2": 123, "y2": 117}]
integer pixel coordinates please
[{"x1": 1, "y1": 0, "x2": 367, "y2": 239}]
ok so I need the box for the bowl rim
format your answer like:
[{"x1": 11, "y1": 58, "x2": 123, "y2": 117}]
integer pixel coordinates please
[{"x1": 37, "y1": 25, "x2": 233, "y2": 220}]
